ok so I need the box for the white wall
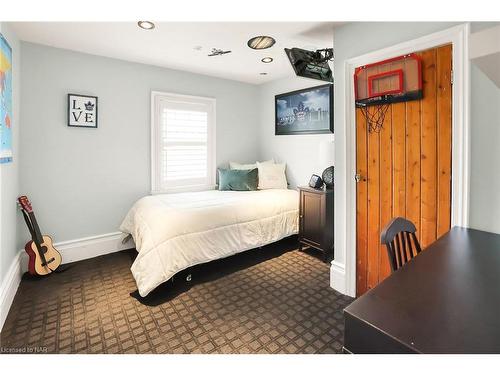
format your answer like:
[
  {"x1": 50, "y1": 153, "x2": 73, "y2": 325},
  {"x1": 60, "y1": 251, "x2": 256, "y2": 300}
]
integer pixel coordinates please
[
  {"x1": 19, "y1": 42, "x2": 260, "y2": 244},
  {"x1": 0, "y1": 23, "x2": 21, "y2": 285},
  {"x1": 257, "y1": 77, "x2": 334, "y2": 188}
]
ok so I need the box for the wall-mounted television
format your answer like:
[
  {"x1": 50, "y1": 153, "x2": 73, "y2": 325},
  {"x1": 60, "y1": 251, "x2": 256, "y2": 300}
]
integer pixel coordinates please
[{"x1": 275, "y1": 84, "x2": 333, "y2": 135}]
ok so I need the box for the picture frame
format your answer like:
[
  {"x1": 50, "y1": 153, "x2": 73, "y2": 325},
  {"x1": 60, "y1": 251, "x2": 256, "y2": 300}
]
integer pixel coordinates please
[
  {"x1": 67, "y1": 93, "x2": 98, "y2": 128},
  {"x1": 275, "y1": 84, "x2": 333, "y2": 135}
]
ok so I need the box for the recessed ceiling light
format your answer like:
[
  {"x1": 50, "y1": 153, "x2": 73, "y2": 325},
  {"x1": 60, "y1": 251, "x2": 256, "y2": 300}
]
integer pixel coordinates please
[
  {"x1": 138, "y1": 21, "x2": 155, "y2": 30},
  {"x1": 260, "y1": 72, "x2": 268, "y2": 75},
  {"x1": 261, "y1": 57, "x2": 273, "y2": 63},
  {"x1": 247, "y1": 36, "x2": 276, "y2": 50}
]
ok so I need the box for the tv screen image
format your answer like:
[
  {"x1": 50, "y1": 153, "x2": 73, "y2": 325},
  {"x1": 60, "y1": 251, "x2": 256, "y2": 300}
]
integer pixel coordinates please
[{"x1": 275, "y1": 84, "x2": 333, "y2": 135}]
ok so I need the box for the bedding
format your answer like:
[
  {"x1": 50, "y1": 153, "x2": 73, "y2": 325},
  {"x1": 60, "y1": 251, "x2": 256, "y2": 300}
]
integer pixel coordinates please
[{"x1": 120, "y1": 189, "x2": 299, "y2": 296}]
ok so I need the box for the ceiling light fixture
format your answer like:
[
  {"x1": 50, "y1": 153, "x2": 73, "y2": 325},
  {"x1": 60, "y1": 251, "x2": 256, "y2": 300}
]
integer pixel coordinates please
[
  {"x1": 260, "y1": 72, "x2": 268, "y2": 75},
  {"x1": 138, "y1": 21, "x2": 155, "y2": 30},
  {"x1": 247, "y1": 36, "x2": 276, "y2": 50},
  {"x1": 261, "y1": 57, "x2": 273, "y2": 63}
]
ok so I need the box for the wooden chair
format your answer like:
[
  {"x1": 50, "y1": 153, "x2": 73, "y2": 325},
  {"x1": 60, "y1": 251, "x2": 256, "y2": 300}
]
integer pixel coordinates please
[{"x1": 380, "y1": 217, "x2": 422, "y2": 272}]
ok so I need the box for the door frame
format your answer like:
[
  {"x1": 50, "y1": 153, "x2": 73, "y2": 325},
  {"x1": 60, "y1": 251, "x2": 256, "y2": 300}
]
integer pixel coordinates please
[{"x1": 340, "y1": 24, "x2": 470, "y2": 297}]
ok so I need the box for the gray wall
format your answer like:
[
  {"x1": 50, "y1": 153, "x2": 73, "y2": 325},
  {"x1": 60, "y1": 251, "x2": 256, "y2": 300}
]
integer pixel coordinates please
[
  {"x1": 0, "y1": 23, "x2": 21, "y2": 285},
  {"x1": 468, "y1": 22, "x2": 500, "y2": 233},
  {"x1": 471, "y1": 22, "x2": 500, "y2": 32},
  {"x1": 469, "y1": 64, "x2": 500, "y2": 233},
  {"x1": 257, "y1": 77, "x2": 334, "y2": 188},
  {"x1": 19, "y1": 42, "x2": 260, "y2": 243}
]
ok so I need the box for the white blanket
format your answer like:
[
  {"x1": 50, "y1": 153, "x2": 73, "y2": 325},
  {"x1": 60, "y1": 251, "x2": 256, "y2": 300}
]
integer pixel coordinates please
[{"x1": 120, "y1": 189, "x2": 299, "y2": 296}]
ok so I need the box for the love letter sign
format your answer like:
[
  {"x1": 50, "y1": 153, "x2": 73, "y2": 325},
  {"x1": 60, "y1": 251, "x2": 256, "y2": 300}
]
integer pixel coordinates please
[{"x1": 68, "y1": 94, "x2": 98, "y2": 128}]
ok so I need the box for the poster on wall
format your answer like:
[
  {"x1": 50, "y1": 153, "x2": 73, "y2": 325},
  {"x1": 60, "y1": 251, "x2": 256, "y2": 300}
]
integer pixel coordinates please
[
  {"x1": 275, "y1": 84, "x2": 333, "y2": 135},
  {"x1": 0, "y1": 33, "x2": 13, "y2": 164}
]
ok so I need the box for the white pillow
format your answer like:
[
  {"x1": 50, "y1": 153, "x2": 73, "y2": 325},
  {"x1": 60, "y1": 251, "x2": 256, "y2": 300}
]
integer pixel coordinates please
[
  {"x1": 230, "y1": 159, "x2": 274, "y2": 170},
  {"x1": 257, "y1": 162, "x2": 287, "y2": 190},
  {"x1": 229, "y1": 161, "x2": 257, "y2": 170}
]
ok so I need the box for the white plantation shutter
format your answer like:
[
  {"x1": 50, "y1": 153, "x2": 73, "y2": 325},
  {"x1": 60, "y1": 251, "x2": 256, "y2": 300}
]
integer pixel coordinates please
[{"x1": 152, "y1": 92, "x2": 216, "y2": 193}]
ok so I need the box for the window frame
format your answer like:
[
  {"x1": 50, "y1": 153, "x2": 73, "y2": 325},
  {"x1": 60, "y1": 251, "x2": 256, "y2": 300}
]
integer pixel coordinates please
[{"x1": 151, "y1": 91, "x2": 216, "y2": 194}]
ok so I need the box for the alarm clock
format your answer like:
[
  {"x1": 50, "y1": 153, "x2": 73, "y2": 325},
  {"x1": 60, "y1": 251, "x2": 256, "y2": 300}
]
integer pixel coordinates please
[{"x1": 308, "y1": 174, "x2": 324, "y2": 189}]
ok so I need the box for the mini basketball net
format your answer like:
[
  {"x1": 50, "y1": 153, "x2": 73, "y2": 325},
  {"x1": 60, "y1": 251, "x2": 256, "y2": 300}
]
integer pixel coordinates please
[{"x1": 354, "y1": 53, "x2": 423, "y2": 132}]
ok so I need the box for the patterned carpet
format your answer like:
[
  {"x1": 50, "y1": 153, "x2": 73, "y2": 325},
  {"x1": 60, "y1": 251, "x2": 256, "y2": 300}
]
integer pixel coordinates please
[{"x1": 0, "y1": 237, "x2": 353, "y2": 354}]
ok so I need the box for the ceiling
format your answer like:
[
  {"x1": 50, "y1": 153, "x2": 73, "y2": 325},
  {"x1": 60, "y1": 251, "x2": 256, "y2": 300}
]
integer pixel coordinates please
[{"x1": 9, "y1": 22, "x2": 340, "y2": 85}]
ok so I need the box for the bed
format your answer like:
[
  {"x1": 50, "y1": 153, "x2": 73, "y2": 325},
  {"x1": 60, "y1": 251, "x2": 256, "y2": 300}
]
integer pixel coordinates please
[{"x1": 120, "y1": 189, "x2": 299, "y2": 296}]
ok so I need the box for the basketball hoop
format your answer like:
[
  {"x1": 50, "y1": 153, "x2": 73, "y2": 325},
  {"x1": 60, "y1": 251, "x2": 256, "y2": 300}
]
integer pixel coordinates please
[
  {"x1": 354, "y1": 53, "x2": 423, "y2": 133},
  {"x1": 358, "y1": 102, "x2": 390, "y2": 133}
]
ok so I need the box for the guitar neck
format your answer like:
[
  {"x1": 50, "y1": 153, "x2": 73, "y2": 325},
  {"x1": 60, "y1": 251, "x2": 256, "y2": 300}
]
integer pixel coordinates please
[
  {"x1": 28, "y1": 212, "x2": 43, "y2": 243},
  {"x1": 28, "y1": 212, "x2": 48, "y2": 264}
]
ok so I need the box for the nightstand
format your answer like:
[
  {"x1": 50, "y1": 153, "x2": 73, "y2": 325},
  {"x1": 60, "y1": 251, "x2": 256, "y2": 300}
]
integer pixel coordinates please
[{"x1": 298, "y1": 186, "x2": 334, "y2": 262}]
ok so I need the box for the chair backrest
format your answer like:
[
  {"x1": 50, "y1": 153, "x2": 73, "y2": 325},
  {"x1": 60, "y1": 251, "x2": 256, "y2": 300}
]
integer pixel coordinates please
[{"x1": 380, "y1": 217, "x2": 422, "y2": 272}]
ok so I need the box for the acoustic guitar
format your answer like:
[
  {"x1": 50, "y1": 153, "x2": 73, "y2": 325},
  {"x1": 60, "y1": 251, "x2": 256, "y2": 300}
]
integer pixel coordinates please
[{"x1": 18, "y1": 195, "x2": 62, "y2": 276}]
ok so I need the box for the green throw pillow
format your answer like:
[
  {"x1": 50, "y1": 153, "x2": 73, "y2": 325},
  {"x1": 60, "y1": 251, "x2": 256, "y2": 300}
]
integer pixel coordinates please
[{"x1": 218, "y1": 168, "x2": 258, "y2": 191}]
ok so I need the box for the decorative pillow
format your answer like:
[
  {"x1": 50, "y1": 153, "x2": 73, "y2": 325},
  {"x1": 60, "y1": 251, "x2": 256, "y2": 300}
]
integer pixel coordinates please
[
  {"x1": 256, "y1": 162, "x2": 287, "y2": 190},
  {"x1": 229, "y1": 159, "x2": 274, "y2": 170},
  {"x1": 218, "y1": 168, "x2": 258, "y2": 191}
]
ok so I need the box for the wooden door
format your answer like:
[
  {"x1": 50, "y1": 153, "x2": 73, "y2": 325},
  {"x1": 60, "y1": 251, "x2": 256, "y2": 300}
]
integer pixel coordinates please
[{"x1": 356, "y1": 45, "x2": 453, "y2": 296}]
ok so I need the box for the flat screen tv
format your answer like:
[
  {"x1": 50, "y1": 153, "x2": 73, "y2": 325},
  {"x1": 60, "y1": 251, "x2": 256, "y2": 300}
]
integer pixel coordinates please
[{"x1": 275, "y1": 84, "x2": 333, "y2": 135}]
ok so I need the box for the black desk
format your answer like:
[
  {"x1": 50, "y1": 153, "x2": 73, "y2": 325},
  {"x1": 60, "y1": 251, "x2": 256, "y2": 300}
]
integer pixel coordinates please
[{"x1": 344, "y1": 227, "x2": 500, "y2": 353}]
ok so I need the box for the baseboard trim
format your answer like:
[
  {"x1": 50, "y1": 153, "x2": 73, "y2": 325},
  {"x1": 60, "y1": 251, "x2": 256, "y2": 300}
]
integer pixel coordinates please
[
  {"x1": 54, "y1": 232, "x2": 135, "y2": 264},
  {"x1": 1, "y1": 232, "x2": 135, "y2": 331},
  {"x1": 0, "y1": 251, "x2": 23, "y2": 332},
  {"x1": 330, "y1": 260, "x2": 346, "y2": 295}
]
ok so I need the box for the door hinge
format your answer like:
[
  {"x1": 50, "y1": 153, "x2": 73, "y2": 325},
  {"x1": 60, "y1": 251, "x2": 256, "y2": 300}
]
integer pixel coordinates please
[
  {"x1": 355, "y1": 174, "x2": 361, "y2": 183},
  {"x1": 451, "y1": 70, "x2": 454, "y2": 85}
]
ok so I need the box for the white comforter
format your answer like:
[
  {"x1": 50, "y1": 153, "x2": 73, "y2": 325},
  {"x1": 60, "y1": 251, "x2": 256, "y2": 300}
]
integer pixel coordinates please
[{"x1": 120, "y1": 189, "x2": 299, "y2": 296}]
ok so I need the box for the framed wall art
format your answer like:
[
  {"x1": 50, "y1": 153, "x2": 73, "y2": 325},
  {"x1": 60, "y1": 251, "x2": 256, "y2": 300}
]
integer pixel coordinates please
[
  {"x1": 68, "y1": 93, "x2": 98, "y2": 128},
  {"x1": 1, "y1": 33, "x2": 13, "y2": 163},
  {"x1": 275, "y1": 84, "x2": 333, "y2": 135}
]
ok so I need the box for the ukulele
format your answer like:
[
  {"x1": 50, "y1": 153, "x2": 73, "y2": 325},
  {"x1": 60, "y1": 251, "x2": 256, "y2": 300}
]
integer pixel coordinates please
[{"x1": 18, "y1": 195, "x2": 62, "y2": 276}]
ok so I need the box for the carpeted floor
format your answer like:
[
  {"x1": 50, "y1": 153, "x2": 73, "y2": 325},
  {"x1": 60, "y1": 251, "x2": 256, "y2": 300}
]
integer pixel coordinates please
[{"x1": 0, "y1": 238, "x2": 353, "y2": 354}]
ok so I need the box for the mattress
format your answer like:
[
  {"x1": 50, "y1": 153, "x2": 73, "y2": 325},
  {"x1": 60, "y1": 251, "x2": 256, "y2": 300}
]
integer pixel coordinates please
[{"x1": 120, "y1": 189, "x2": 299, "y2": 296}]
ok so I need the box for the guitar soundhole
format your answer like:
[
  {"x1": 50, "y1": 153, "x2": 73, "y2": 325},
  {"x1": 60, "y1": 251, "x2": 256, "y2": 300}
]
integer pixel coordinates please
[{"x1": 41, "y1": 246, "x2": 48, "y2": 254}]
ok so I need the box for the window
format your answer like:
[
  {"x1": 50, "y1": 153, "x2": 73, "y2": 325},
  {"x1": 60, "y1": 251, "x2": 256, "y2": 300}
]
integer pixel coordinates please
[{"x1": 151, "y1": 92, "x2": 216, "y2": 193}]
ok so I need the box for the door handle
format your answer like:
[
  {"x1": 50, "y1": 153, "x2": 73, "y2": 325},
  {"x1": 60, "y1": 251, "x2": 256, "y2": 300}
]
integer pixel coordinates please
[{"x1": 355, "y1": 174, "x2": 362, "y2": 183}]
